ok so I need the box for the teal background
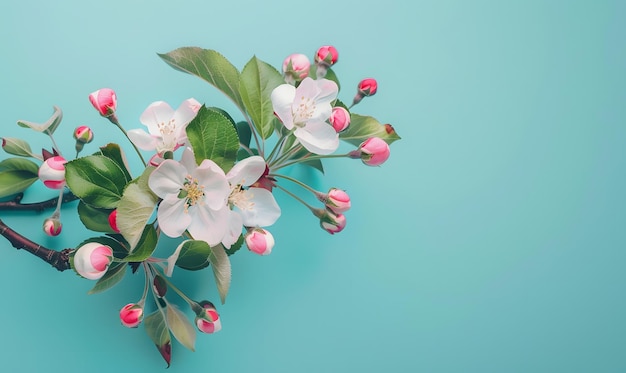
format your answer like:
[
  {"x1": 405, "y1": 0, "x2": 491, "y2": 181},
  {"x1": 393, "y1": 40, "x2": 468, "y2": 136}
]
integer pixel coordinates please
[{"x1": 1, "y1": 0, "x2": 625, "y2": 372}]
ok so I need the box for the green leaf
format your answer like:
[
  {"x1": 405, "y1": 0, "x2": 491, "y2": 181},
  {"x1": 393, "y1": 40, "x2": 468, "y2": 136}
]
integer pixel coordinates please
[
  {"x1": 166, "y1": 303, "x2": 196, "y2": 352},
  {"x1": 96, "y1": 143, "x2": 132, "y2": 181},
  {"x1": 224, "y1": 234, "x2": 244, "y2": 256},
  {"x1": 65, "y1": 155, "x2": 131, "y2": 209},
  {"x1": 88, "y1": 262, "x2": 127, "y2": 294},
  {"x1": 172, "y1": 240, "x2": 212, "y2": 271},
  {"x1": 144, "y1": 310, "x2": 172, "y2": 367},
  {"x1": 117, "y1": 166, "x2": 158, "y2": 250},
  {"x1": 240, "y1": 56, "x2": 284, "y2": 140},
  {"x1": 208, "y1": 244, "x2": 231, "y2": 304},
  {"x1": 158, "y1": 47, "x2": 244, "y2": 110},
  {"x1": 17, "y1": 106, "x2": 63, "y2": 135},
  {"x1": 1, "y1": 138, "x2": 40, "y2": 158},
  {"x1": 0, "y1": 159, "x2": 39, "y2": 191},
  {"x1": 236, "y1": 121, "x2": 252, "y2": 148},
  {"x1": 77, "y1": 202, "x2": 116, "y2": 233},
  {"x1": 121, "y1": 225, "x2": 158, "y2": 262},
  {"x1": 186, "y1": 106, "x2": 240, "y2": 173},
  {"x1": 339, "y1": 114, "x2": 402, "y2": 147}
]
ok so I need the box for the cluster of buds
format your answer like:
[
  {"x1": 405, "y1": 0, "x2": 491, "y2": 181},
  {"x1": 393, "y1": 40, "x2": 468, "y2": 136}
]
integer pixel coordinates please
[{"x1": 312, "y1": 188, "x2": 351, "y2": 235}]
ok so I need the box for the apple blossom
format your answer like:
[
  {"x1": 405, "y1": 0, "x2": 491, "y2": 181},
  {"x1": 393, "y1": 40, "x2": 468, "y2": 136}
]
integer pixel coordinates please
[
  {"x1": 89, "y1": 88, "x2": 117, "y2": 117},
  {"x1": 329, "y1": 106, "x2": 350, "y2": 132},
  {"x1": 43, "y1": 217, "x2": 62, "y2": 236},
  {"x1": 271, "y1": 77, "x2": 339, "y2": 155},
  {"x1": 148, "y1": 148, "x2": 230, "y2": 246},
  {"x1": 73, "y1": 242, "x2": 114, "y2": 280},
  {"x1": 323, "y1": 188, "x2": 351, "y2": 214},
  {"x1": 38, "y1": 156, "x2": 67, "y2": 189},
  {"x1": 128, "y1": 98, "x2": 201, "y2": 154},
  {"x1": 282, "y1": 53, "x2": 311, "y2": 84},
  {"x1": 119, "y1": 303, "x2": 144, "y2": 328},
  {"x1": 222, "y1": 156, "x2": 281, "y2": 248},
  {"x1": 245, "y1": 228, "x2": 275, "y2": 255},
  {"x1": 351, "y1": 137, "x2": 390, "y2": 166},
  {"x1": 195, "y1": 301, "x2": 222, "y2": 334}
]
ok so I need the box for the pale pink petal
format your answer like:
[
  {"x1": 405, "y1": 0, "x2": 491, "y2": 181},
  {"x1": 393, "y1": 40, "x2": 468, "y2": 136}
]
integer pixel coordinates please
[
  {"x1": 270, "y1": 84, "x2": 296, "y2": 130},
  {"x1": 140, "y1": 101, "x2": 175, "y2": 135},
  {"x1": 295, "y1": 121, "x2": 339, "y2": 155},
  {"x1": 194, "y1": 160, "x2": 230, "y2": 210},
  {"x1": 222, "y1": 210, "x2": 243, "y2": 248},
  {"x1": 149, "y1": 160, "x2": 187, "y2": 198},
  {"x1": 172, "y1": 102, "x2": 198, "y2": 136},
  {"x1": 127, "y1": 129, "x2": 159, "y2": 151},
  {"x1": 188, "y1": 204, "x2": 229, "y2": 246},
  {"x1": 157, "y1": 195, "x2": 191, "y2": 238},
  {"x1": 238, "y1": 188, "x2": 281, "y2": 227},
  {"x1": 226, "y1": 156, "x2": 266, "y2": 187}
]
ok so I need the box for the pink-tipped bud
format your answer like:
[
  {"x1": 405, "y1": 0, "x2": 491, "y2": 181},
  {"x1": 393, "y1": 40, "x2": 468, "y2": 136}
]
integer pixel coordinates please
[
  {"x1": 195, "y1": 301, "x2": 222, "y2": 334},
  {"x1": 73, "y1": 125, "x2": 94, "y2": 144},
  {"x1": 352, "y1": 78, "x2": 378, "y2": 105},
  {"x1": 316, "y1": 209, "x2": 347, "y2": 235},
  {"x1": 43, "y1": 217, "x2": 62, "y2": 236},
  {"x1": 38, "y1": 156, "x2": 67, "y2": 189},
  {"x1": 108, "y1": 209, "x2": 120, "y2": 233},
  {"x1": 119, "y1": 303, "x2": 144, "y2": 328},
  {"x1": 245, "y1": 228, "x2": 275, "y2": 256},
  {"x1": 315, "y1": 45, "x2": 339, "y2": 66},
  {"x1": 89, "y1": 88, "x2": 117, "y2": 117},
  {"x1": 354, "y1": 137, "x2": 390, "y2": 166},
  {"x1": 72, "y1": 242, "x2": 114, "y2": 280},
  {"x1": 329, "y1": 107, "x2": 351, "y2": 132},
  {"x1": 282, "y1": 53, "x2": 311, "y2": 84},
  {"x1": 325, "y1": 188, "x2": 351, "y2": 214}
]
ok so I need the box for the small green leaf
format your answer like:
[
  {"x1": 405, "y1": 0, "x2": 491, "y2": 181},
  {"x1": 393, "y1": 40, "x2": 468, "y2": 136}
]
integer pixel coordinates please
[
  {"x1": 0, "y1": 157, "x2": 39, "y2": 174},
  {"x1": 144, "y1": 310, "x2": 172, "y2": 367},
  {"x1": 240, "y1": 56, "x2": 284, "y2": 139},
  {"x1": 158, "y1": 47, "x2": 244, "y2": 110},
  {"x1": 0, "y1": 170, "x2": 38, "y2": 198},
  {"x1": 65, "y1": 155, "x2": 130, "y2": 209},
  {"x1": 236, "y1": 121, "x2": 252, "y2": 148},
  {"x1": 121, "y1": 225, "x2": 158, "y2": 262},
  {"x1": 186, "y1": 106, "x2": 240, "y2": 173},
  {"x1": 77, "y1": 201, "x2": 115, "y2": 233},
  {"x1": 96, "y1": 143, "x2": 132, "y2": 181},
  {"x1": 1, "y1": 138, "x2": 40, "y2": 159},
  {"x1": 173, "y1": 240, "x2": 212, "y2": 271},
  {"x1": 88, "y1": 262, "x2": 127, "y2": 294},
  {"x1": 117, "y1": 166, "x2": 158, "y2": 250},
  {"x1": 208, "y1": 244, "x2": 231, "y2": 304},
  {"x1": 17, "y1": 106, "x2": 63, "y2": 135},
  {"x1": 166, "y1": 303, "x2": 196, "y2": 352},
  {"x1": 339, "y1": 114, "x2": 402, "y2": 147},
  {"x1": 224, "y1": 235, "x2": 244, "y2": 256}
]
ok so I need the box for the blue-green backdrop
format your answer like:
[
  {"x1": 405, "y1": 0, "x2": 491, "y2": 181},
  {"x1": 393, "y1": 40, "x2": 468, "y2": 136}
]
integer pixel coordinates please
[{"x1": 1, "y1": 1, "x2": 624, "y2": 372}]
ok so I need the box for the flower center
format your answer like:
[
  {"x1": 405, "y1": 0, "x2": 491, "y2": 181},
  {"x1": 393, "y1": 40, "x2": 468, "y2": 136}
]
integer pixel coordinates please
[
  {"x1": 292, "y1": 96, "x2": 316, "y2": 127},
  {"x1": 158, "y1": 118, "x2": 177, "y2": 136},
  {"x1": 182, "y1": 175, "x2": 205, "y2": 209},
  {"x1": 229, "y1": 185, "x2": 255, "y2": 211}
]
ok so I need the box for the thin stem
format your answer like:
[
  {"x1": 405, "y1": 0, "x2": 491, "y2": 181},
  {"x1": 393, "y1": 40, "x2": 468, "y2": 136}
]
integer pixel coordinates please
[
  {"x1": 269, "y1": 142, "x2": 303, "y2": 169},
  {"x1": 48, "y1": 134, "x2": 62, "y2": 156},
  {"x1": 137, "y1": 263, "x2": 151, "y2": 307},
  {"x1": 0, "y1": 192, "x2": 78, "y2": 212},
  {"x1": 266, "y1": 132, "x2": 288, "y2": 163},
  {"x1": 270, "y1": 173, "x2": 318, "y2": 194},
  {"x1": 274, "y1": 184, "x2": 317, "y2": 212},
  {"x1": 109, "y1": 115, "x2": 147, "y2": 166},
  {"x1": 273, "y1": 153, "x2": 350, "y2": 171},
  {"x1": 148, "y1": 263, "x2": 197, "y2": 307}
]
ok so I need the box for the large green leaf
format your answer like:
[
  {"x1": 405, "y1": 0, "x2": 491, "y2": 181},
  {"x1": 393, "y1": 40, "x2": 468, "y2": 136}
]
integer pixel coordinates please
[
  {"x1": 0, "y1": 157, "x2": 39, "y2": 174},
  {"x1": 0, "y1": 170, "x2": 38, "y2": 198},
  {"x1": 17, "y1": 106, "x2": 63, "y2": 135},
  {"x1": 65, "y1": 155, "x2": 130, "y2": 209},
  {"x1": 77, "y1": 201, "x2": 116, "y2": 233},
  {"x1": 208, "y1": 243, "x2": 231, "y2": 304},
  {"x1": 166, "y1": 303, "x2": 196, "y2": 352},
  {"x1": 339, "y1": 114, "x2": 402, "y2": 147},
  {"x1": 117, "y1": 166, "x2": 158, "y2": 251},
  {"x1": 88, "y1": 262, "x2": 127, "y2": 294},
  {"x1": 144, "y1": 310, "x2": 172, "y2": 368},
  {"x1": 186, "y1": 106, "x2": 240, "y2": 173},
  {"x1": 96, "y1": 143, "x2": 132, "y2": 181},
  {"x1": 240, "y1": 56, "x2": 284, "y2": 140},
  {"x1": 158, "y1": 47, "x2": 244, "y2": 110}
]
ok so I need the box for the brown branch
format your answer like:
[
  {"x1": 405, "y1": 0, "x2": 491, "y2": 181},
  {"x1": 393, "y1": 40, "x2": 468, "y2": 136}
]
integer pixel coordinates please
[
  {"x1": 0, "y1": 192, "x2": 78, "y2": 211},
  {"x1": 0, "y1": 218, "x2": 72, "y2": 271}
]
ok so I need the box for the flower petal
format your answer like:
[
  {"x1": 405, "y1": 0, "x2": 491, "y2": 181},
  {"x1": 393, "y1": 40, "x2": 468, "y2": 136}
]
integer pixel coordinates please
[
  {"x1": 222, "y1": 210, "x2": 243, "y2": 249},
  {"x1": 194, "y1": 159, "x2": 230, "y2": 210},
  {"x1": 140, "y1": 101, "x2": 175, "y2": 135},
  {"x1": 157, "y1": 195, "x2": 191, "y2": 238},
  {"x1": 188, "y1": 204, "x2": 229, "y2": 246},
  {"x1": 295, "y1": 121, "x2": 339, "y2": 155},
  {"x1": 149, "y1": 160, "x2": 187, "y2": 198},
  {"x1": 238, "y1": 188, "x2": 281, "y2": 227},
  {"x1": 270, "y1": 84, "x2": 296, "y2": 130},
  {"x1": 226, "y1": 156, "x2": 266, "y2": 187},
  {"x1": 127, "y1": 129, "x2": 159, "y2": 151}
]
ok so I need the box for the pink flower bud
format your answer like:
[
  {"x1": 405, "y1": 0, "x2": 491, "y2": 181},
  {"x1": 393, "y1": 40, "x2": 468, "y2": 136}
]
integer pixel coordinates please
[
  {"x1": 43, "y1": 217, "x2": 62, "y2": 236},
  {"x1": 38, "y1": 155, "x2": 67, "y2": 189},
  {"x1": 329, "y1": 106, "x2": 351, "y2": 132},
  {"x1": 73, "y1": 242, "x2": 114, "y2": 280},
  {"x1": 89, "y1": 88, "x2": 117, "y2": 117},
  {"x1": 316, "y1": 209, "x2": 347, "y2": 235},
  {"x1": 356, "y1": 137, "x2": 390, "y2": 166},
  {"x1": 245, "y1": 228, "x2": 275, "y2": 256},
  {"x1": 358, "y1": 78, "x2": 378, "y2": 97},
  {"x1": 195, "y1": 301, "x2": 222, "y2": 334},
  {"x1": 282, "y1": 53, "x2": 311, "y2": 83},
  {"x1": 326, "y1": 188, "x2": 351, "y2": 214},
  {"x1": 119, "y1": 303, "x2": 144, "y2": 328},
  {"x1": 73, "y1": 125, "x2": 94, "y2": 144},
  {"x1": 108, "y1": 209, "x2": 120, "y2": 233},
  {"x1": 315, "y1": 45, "x2": 339, "y2": 66}
]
